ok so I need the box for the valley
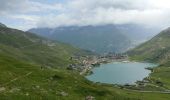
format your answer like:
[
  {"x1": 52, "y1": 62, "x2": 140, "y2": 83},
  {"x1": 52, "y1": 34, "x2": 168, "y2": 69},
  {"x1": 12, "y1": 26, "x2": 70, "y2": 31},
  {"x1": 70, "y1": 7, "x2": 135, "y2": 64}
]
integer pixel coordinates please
[
  {"x1": 1, "y1": 0, "x2": 170, "y2": 99},
  {"x1": 0, "y1": 23, "x2": 170, "y2": 100}
]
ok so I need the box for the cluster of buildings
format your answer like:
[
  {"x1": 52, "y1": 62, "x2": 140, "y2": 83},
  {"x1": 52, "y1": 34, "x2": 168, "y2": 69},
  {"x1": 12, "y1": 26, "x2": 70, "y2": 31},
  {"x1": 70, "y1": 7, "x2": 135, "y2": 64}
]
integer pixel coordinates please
[{"x1": 67, "y1": 53, "x2": 128, "y2": 75}]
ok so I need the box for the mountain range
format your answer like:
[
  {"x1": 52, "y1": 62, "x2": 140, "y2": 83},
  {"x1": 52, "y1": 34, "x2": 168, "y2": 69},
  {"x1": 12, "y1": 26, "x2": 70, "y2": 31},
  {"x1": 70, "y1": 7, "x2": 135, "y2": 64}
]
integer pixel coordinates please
[{"x1": 29, "y1": 24, "x2": 160, "y2": 54}]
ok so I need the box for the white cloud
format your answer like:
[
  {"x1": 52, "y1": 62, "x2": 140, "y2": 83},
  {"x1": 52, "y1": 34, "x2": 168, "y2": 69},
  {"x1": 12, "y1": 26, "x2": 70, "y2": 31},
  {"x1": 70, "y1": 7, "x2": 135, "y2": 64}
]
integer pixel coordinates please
[
  {"x1": 1, "y1": 0, "x2": 170, "y2": 30},
  {"x1": 0, "y1": 0, "x2": 63, "y2": 14}
]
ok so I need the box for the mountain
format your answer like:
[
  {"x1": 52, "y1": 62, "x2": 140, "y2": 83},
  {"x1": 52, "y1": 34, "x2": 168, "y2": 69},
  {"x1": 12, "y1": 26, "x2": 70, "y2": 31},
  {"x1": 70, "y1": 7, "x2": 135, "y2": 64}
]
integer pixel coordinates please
[
  {"x1": 116, "y1": 24, "x2": 160, "y2": 43},
  {"x1": 29, "y1": 24, "x2": 159, "y2": 54},
  {"x1": 0, "y1": 23, "x2": 6, "y2": 27},
  {"x1": 29, "y1": 25, "x2": 131, "y2": 53},
  {"x1": 0, "y1": 26, "x2": 88, "y2": 68},
  {"x1": 128, "y1": 27, "x2": 170, "y2": 96},
  {"x1": 128, "y1": 27, "x2": 170, "y2": 65}
]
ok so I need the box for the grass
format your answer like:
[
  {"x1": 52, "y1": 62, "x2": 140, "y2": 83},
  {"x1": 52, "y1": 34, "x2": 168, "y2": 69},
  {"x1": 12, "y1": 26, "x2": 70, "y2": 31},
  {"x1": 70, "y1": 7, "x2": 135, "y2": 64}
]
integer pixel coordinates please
[
  {"x1": 0, "y1": 49, "x2": 170, "y2": 100},
  {"x1": 1, "y1": 59, "x2": 169, "y2": 100},
  {"x1": 0, "y1": 54, "x2": 140, "y2": 100}
]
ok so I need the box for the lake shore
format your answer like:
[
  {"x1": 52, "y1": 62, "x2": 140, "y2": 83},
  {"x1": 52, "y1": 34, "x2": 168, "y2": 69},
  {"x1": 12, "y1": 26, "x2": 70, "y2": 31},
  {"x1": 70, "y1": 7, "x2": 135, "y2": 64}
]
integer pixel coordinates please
[
  {"x1": 84, "y1": 59, "x2": 164, "y2": 92},
  {"x1": 86, "y1": 61, "x2": 157, "y2": 84}
]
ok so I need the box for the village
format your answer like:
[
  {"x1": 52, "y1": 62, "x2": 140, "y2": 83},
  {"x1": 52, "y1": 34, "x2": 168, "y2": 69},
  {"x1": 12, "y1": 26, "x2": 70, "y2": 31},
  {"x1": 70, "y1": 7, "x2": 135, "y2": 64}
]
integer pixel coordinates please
[{"x1": 67, "y1": 53, "x2": 129, "y2": 75}]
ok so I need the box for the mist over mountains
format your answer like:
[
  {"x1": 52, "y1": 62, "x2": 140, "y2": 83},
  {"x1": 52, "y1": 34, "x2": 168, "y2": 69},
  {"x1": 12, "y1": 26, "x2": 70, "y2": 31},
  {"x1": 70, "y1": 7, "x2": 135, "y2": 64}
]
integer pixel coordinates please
[{"x1": 29, "y1": 24, "x2": 160, "y2": 54}]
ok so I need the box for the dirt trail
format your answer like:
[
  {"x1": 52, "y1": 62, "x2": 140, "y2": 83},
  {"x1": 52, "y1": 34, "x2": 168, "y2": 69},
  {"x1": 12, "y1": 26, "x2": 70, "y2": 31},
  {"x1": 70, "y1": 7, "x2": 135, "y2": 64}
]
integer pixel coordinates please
[
  {"x1": 124, "y1": 88, "x2": 170, "y2": 94},
  {"x1": 3, "y1": 72, "x2": 32, "y2": 86}
]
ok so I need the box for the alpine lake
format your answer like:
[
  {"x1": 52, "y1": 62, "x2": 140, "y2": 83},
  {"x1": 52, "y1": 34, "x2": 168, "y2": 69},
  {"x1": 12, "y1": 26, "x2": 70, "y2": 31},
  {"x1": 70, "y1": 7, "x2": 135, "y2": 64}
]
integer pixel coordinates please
[{"x1": 86, "y1": 62, "x2": 158, "y2": 85}]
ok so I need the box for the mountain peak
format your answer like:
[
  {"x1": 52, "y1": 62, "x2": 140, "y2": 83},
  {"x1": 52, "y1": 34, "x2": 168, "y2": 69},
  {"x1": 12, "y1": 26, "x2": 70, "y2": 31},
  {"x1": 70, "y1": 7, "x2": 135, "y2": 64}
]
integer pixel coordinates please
[
  {"x1": 0, "y1": 23, "x2": 7, "y2": 27},
  {"x1": 162, "y1": 27, "x2": 170, "y2": 33}
]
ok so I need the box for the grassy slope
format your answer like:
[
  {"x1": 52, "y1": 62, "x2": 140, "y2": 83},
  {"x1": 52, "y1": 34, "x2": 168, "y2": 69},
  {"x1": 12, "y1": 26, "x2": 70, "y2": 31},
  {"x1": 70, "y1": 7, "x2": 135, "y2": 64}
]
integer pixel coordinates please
[
  {"x1": 128, "y1": 28, "x2": 170, "y2": 65},
  {"x1": 0, "y1": 27, "x2": 87, "y2": 67},
  {"x1": 128, "y1": 28, "x2": 170, "y2": 94},
  {"x1": 0, "y1": 26, "x2": 170, "y2": 100},
  {"x1": 1, "y1": 54, "x2": 170, "y2": 100},
  {"x1": 0, "y1": 26, "x2": 137, "y2": 100}
]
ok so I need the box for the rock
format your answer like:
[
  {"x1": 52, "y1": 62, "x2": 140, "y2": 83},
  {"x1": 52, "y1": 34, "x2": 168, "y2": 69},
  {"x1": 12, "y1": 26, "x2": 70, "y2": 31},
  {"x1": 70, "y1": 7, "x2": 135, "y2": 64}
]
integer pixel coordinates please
[
  {"x1": 60, "y1": 91, "x2": 68, "y2": 96},
  {"x1": 0, "y1": 87, "x2": 5, "y2": 92},
  {"x1": 85, "y1": 96, "x2": 95, "y2": 100},
  {"x1": 36, "y1": 85, "x2": 40, "y2": 89},
  {"x1": 26, "y1": 92, "x2": 29, "y2": 96},
  {"x1": 9, "y1": 87, "x2": 20, "y2": 93}
]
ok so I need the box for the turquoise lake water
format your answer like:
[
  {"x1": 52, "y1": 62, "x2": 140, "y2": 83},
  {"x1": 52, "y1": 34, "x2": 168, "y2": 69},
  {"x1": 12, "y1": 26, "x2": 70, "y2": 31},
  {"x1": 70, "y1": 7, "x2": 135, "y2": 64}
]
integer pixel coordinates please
[{"x1": 86, "y1": 62, "x2": 157, "y2": 85}]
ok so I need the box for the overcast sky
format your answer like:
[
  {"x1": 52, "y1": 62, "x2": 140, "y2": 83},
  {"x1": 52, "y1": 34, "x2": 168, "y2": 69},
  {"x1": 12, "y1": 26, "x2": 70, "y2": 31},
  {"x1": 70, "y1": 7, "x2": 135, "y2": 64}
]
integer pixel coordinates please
[{"x1": 0, "y1": 0, "x2": 170, "y2": 30}]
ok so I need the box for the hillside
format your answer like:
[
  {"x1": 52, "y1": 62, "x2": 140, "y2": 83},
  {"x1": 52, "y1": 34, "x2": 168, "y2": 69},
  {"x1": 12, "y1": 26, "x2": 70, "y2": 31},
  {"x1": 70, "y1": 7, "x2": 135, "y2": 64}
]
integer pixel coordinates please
[
  {"x1": 0, "y1": 25, "x2": 111, "y2": 99},
  {"x1": 128, "y1": 27, "x2": 170, "y2": 95},
  {"x1": 128, "y1": 27, "x2": 170, "y2": 65},
  {"x1": 0, "y1": 26, "x2": 90, "y2": 68}
]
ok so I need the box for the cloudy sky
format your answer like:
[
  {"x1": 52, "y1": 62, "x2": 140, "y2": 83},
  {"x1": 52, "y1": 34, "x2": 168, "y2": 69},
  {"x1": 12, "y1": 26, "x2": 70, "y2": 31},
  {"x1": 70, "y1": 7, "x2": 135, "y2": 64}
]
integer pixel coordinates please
[{"x1": 0, "y1": 0, "x2": 170, "y2": 30}]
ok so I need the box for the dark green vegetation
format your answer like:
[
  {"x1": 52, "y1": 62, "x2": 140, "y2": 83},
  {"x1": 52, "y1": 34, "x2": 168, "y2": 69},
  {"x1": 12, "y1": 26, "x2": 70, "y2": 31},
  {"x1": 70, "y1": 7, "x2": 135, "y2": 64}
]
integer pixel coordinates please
[
  {"x1": 29, "y1": 24, "x2": 159, "y2": 53},
  {"x1": 0, "y1": 24, "x2": 170, "y2": 100}
]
